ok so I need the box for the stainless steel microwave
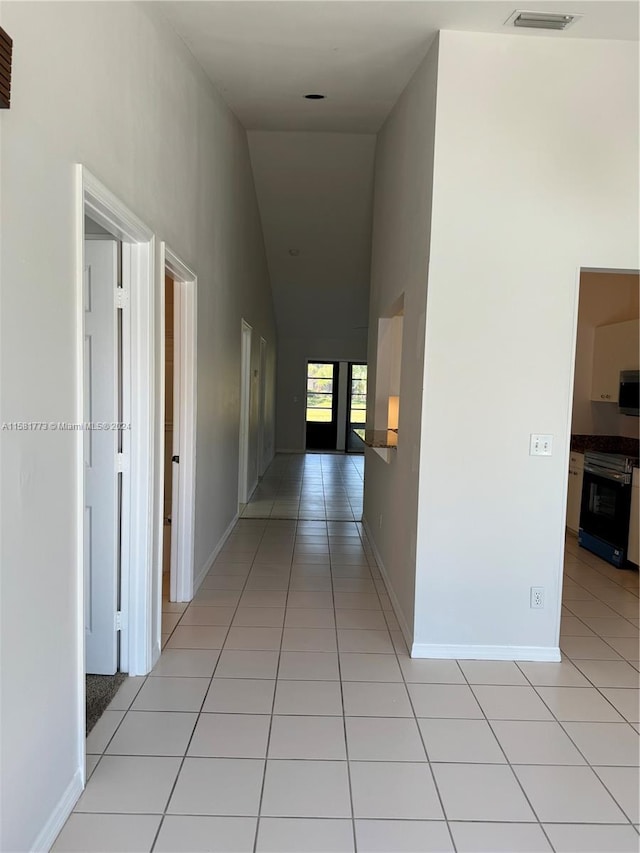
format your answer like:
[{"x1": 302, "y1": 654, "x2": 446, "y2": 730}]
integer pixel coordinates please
[{"x1": 619, "y1": 370, "x2": 639, "y2": 416}]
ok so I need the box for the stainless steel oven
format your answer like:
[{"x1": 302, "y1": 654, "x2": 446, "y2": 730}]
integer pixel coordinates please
[
  {"x1": 578, "y1": 452, "x2": 637, "y2": 568},
  {"x1": 619, "y1": 370, "x2": 639, "y2": 417}
]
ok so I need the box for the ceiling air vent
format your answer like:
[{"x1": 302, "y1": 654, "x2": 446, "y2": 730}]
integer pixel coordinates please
[
  {"x1": 505, "y1": 10, "x2": 581, "y2": 30},
  {"x1": 0, "y1": 26, "x2": 12, "y2": 109}
]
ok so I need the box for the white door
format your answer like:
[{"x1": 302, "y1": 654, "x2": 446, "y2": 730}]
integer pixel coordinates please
[{"x1": 84, "y1": 239, "x2": 119, "y2": 674}]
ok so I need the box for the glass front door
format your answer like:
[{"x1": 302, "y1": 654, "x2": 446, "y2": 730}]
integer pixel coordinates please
[{"x1": 305, "y1": 362, "x2": 339, "y2": 450}]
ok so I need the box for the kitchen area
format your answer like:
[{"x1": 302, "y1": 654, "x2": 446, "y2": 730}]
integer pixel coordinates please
[{"x1": 566, "y1": 271, "x2": 639, "y2": 570}]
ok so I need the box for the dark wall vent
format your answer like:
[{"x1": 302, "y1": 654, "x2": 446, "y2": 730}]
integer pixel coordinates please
[{"x1": 0, "y1": 26, "x2": 12, "y2": 109}]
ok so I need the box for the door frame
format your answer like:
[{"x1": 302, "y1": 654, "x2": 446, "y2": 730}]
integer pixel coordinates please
[
  {"x1": 158, "y1": 245, "x2": 197, "y2": 617},
  {"x1": 238, "y1": 320, "x2": 252, "y2": 503},
  {"x1": 75, "y1": 166, "x2": 155, "y2": 780},
  {"x1": 336, "y1": 361, "x2": 349, "y2": 452},
  {"x1": 560, "y1": 265, "x2": 640, "y2": 647},
  {"x1": 258, "y1": 336, "x2": 267, "y2": 477},
  {"x1": 345, "y1": 361, "x2": 368, "y2": 453}
]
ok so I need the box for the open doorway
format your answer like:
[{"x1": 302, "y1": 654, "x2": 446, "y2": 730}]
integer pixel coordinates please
[
  {"x1": 238, "y1": 320, "x2": 253, "y2": 504},
  {"x1": 565, "y1": 268, "x2": 639, "y2": 568},
  {"x1": 83, "y1": 228, "x2": 128, "y2": 731},
  {"x1": 77, "y1": 168, "x2": 155, "y2": 761},
  {"x1": 258, "y1": 336, "x2": 268, "y2": 478},
  {"x1": 159, "y1": 246, "x2": 197, "y2": 612},
  {"x1": 163, "y1": 274, "x2": 175, "y2": 600},
  {"x1": 83, "y1": 227, "x2": 122, "y2": 678}
]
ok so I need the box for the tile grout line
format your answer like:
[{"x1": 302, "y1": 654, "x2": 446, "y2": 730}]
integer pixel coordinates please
[
  {"x1": 154, "y1": 520, "x2": 271, "y2": 847},
  {"x1": 355, "y1": 521, "x2": 460, "y2": 852},
  {"x1": 400, "y1": 664, "x2": 460, "y2": 852},
  {"x1": 564, "y1": 539, "x2": 640, "y2": 598},
  {"x1": 251, "y1": 520, "x2": 295, "y2": 853},
  {"x1": 329, "y1": 524, "x2": 358, "y2": 853},
  {"x1": 75, "y1": 457, "x2": 637, "y2": 851},
  {"x1": 512, "y1": 660, "x2": 638, "y2": 830},
  {"x1": 388, "y1": 573, "x2": 458, "y2": 843},
  {"x1": 456, "y1": 665, "x2": 558, "y2": 851}
]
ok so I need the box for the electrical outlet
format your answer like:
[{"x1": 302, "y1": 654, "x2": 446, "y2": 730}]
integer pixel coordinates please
[
  {"x1": 529, "y1": 434, "x2": 553, "y2": 456},
  {"x1": 530, "y1": 587, "x2": 544, "y2": 609}
]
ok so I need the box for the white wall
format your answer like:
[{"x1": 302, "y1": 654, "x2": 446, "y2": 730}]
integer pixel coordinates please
[
  {"x1": 0, "y1": 3, "x2": 275, "y2": 850},
  {"x1": 414, "y1": 32, "x2": 639, "y2": 657},
  {"x1": 362, "y1": 37, "x2": 439, "y2": 640},
  {"x1": 572, "y1": 271, "x2": 639, "y2": 438},
  {"x1": 248, "y1": 132, "x2": 375, "y2": 451}
]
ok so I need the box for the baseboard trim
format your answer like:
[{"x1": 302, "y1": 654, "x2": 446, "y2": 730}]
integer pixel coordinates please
[
  {"x1": 31, "y1": 768, "x2": 83, "y2": 852},
  {"x1": 247, "y1": 477, "x2": 259, "y2": 502},
  {"x1": 194, "y1": 512, "x2": 239, "y2": 594},
  {"x1": 361, "y1": 522, "x2": 562, "y2": 664},
  {"x1": 152, "y1": 639, "x2": 162, "y2": 669},
  {"x1": 362, "y1": 516, "x2": 413, "y2": 651},
  {"x1": 410, "y1": 643, "x2": 562, "y2": 662}
]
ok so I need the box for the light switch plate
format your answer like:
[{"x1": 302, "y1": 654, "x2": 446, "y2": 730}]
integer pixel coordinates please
[{"x1": 530, "y1": 434, "x2": 553, "y2": 456}]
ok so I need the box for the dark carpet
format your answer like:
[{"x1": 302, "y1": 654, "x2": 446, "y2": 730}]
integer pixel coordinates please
[{"x1": 86, "y1": 673, "x2": 127, "y2": 735}]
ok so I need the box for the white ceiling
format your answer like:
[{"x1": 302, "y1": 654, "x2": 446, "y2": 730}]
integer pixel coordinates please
[
  {"x1": 151, "y1": 1, "x2": 639, "y2": 357},
  {"x1": 248, "y1": 131, "x2": 376, "y2": 338},
  {"x1": 154, "y1": 1, "x2": 639, "y2": 133}
]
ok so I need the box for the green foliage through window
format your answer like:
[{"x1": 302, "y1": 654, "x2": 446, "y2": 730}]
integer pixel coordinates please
[
  {"x1": 349, "y1": 364, "x2": 368, "y2": 428},
  {"x1": 306, "y1": 363, "x2": 335, "y2": 423}
]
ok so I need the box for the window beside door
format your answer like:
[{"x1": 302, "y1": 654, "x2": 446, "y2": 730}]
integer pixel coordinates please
[
  {"x1": 347, "y1": 363, "x2": 367, "y2": 452},
  {"x1": 349, "y1": 363, "x2": 367, "y2": 440}
]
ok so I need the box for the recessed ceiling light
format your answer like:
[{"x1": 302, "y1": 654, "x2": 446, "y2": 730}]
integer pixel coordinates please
[
  {"x1": 288, "y1": 249, "x2": 300, "y2": 257},
  {"x1": 504, "y1": 9, "x2": 581, "y2": 30},
  {"x1": 304, "y1": 93, "x2": 326, "y2": 100}
]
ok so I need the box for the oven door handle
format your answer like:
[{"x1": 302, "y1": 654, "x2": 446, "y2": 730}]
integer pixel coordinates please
[{"x1": 583, "y1": 464, "x2": 630, "y2": 484}]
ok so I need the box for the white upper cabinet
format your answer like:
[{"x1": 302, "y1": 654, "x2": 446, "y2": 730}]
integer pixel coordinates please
[{"x1": 591, "y1": 318, "x2": 639, "y2": 403}]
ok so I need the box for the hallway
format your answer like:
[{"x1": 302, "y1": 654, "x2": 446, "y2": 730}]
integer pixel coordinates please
[
  {"x1": 3, "y1": 4, "x2": 639, "y2": 850},
  {"x1": 241, "y1": 453, "x2": 364, "y2": 521},
  {"x1": 53, "y1": 455, "x2": 639, "y2": 853}
]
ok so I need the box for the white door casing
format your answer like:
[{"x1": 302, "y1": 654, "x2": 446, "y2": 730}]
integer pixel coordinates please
[
  {"x1": 78, "y1": 165, "x2": 155, "y2": 684},
  {"x1": 170, "y1": 279, "x2": 181, "y2": 593},
  {"x1": 238, "y1": 320, "x2": 252, "y2": 503},
  {"x1": 78, "y1": 167, "x2": 155, "y2": 792},
  {"x1": 258, "y1": 336, "x2": 267, "y2": 477},
  {"x1": 160, "y1": 246, "x2": 198, "y2": 610},
  {"x1": 84, "y1": 239, "x2": 119, "y2": 675}
]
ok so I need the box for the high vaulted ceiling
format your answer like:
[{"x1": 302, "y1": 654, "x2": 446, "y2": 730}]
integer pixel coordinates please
[
  {"x1": 151, "y1": 1, "x2": 639, "y2": 353},
  {"x1": 154, "y1": 1, "x2": 638, "y2": 134},
  {"x1": 247, "y1": 131, "x2": 376, "y2": 339}
]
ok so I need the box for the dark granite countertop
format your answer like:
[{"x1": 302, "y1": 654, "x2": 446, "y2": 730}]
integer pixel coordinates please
[
  {"x1": 362, "y1": 429, "x2": 398, "y2": 449},
  {"x1": 571, "y1": 434, "x2": 640, "y2": 459}
]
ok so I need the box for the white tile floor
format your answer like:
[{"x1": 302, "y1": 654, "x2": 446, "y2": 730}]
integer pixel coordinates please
[
  {"x1": 54, "y1": 455, "x2": 639, "y2": 852},
  {"x1": 240, "y1": 454, "x2": 364, "y2": 521}
]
